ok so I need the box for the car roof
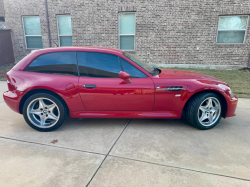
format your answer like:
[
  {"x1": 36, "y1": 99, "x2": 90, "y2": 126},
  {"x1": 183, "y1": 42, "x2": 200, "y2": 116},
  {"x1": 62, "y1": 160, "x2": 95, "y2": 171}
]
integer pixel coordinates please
[
  {"x1": 32, "y1": 46, "x2": 123, "y2": 53},
  {"x1": 12, "y1": 46, "x2": 124, "y2": 71}
]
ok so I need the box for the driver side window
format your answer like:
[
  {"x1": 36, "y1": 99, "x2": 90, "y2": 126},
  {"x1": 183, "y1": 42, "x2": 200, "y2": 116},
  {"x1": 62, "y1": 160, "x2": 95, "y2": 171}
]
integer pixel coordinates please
[
  {"x1": 119, "y1": 58, "x2": 147, "y2": 78},
  {"x1": 77, "y1": 52, "x2": 122, "y2": 78}
]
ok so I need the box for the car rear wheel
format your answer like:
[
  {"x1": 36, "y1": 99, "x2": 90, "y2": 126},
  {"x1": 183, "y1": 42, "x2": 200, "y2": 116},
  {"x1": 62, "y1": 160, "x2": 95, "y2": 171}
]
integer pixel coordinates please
[
  {"x1": 23, "y1": 93, "x2": 68, "y2": 132},
  {"x1": 185, "y1": 92, "x2": 222, "y2": 130}
]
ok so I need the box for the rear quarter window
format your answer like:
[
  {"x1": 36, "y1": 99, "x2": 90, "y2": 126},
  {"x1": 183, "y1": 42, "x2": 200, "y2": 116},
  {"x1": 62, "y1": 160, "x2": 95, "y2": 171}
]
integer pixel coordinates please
[{"x1": 24, "y1": 52, "x2": 78, "y2": 76}]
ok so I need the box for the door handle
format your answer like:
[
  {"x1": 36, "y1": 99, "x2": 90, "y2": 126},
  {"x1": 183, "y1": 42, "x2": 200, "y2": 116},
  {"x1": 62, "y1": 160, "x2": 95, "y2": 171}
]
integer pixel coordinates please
[{"x1": 83, "y1": 84, "x2": 97, "y2": 88}]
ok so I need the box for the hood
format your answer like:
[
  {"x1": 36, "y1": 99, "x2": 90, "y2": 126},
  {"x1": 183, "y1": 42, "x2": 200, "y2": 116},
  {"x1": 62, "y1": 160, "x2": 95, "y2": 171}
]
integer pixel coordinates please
[
  {"x1": 158, "y1": 69, "x2": 220, "y2": 81},
  {"x1": 154, "y1": 69, "x2": 231, "y2": 94},
  {"x1": 157, "y1": 69, "x2": 229, "y2": 88}
]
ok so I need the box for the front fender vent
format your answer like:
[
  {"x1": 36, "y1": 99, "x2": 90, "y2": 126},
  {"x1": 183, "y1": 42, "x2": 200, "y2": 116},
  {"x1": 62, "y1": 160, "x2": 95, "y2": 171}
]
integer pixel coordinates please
[{"x1": 164, "y1": 86, "x2": 183, "y2": 91}]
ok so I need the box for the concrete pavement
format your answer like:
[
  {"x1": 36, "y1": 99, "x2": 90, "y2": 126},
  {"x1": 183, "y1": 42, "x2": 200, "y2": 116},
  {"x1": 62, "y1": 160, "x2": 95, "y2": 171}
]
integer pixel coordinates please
[
  {"x1": 110, "y1": 99, "x2": 250, "y2": 179},
  {"x1": 0, "y1": 138, "x2": 104, "y2": 187},
  {"x1": 0, "y1": 81, "x2": 7, "y2": 103},
  {"x1": 89, "y1": 157, "x2": 250, "y2": 187},
  {"x1": 0, "y1": 81, "x2": 250, "y2": 186}
]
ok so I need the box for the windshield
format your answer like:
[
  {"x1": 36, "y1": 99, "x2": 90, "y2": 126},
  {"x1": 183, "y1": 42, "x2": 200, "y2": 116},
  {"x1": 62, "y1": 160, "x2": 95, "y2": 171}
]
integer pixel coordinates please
[{"x1": 123, "y1": 52, "x2": 154, "y2": 73}]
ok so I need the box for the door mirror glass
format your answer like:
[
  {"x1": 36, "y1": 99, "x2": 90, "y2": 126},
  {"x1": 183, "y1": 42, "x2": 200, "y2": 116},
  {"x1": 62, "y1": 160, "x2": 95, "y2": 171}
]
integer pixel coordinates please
[{"x1": 119, "y1": 71, "x2": 131, "y2": 83}]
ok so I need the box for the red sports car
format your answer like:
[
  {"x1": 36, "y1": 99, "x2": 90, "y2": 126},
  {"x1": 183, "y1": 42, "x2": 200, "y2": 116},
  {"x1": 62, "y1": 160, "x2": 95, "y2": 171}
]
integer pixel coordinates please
[{"x1": 3, "y1": 47, "x2": 238, "y2": 131}]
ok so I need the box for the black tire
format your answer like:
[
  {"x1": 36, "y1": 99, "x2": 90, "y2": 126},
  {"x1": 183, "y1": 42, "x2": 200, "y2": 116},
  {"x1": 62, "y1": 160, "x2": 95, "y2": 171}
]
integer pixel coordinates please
[
  {"x1": 23, "y1": 93, "x2": 68, "y2": 132},
  {"x1": 185, "y1": 92, "x2": 222, "y2": 130}
]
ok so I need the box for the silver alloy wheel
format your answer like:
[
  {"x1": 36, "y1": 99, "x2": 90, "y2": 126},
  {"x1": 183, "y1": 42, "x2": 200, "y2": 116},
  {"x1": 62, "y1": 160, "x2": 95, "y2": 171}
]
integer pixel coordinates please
[
  {"x1": 197, "y1": 97, "x2": 221, "y2": 127},
  {"x1": 27, "y1": 97, "x2": 60, "y2": 128}
]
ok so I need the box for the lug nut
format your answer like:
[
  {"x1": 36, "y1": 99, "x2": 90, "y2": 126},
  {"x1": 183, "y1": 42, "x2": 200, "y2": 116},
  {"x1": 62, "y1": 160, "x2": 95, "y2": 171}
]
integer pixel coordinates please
[{"x1": 41, "y1": 113, "x2": 43, "y2": 115}]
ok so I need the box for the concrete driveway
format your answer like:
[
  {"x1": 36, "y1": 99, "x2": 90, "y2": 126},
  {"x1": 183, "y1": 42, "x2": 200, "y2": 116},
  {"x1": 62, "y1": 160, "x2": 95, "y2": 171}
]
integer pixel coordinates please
[
  {"x1": 0, "y1": 81, "x2": 250, "y2": 187},
  {"x1": 0, "y1": 81, "x2": 7, "y2": 103}
]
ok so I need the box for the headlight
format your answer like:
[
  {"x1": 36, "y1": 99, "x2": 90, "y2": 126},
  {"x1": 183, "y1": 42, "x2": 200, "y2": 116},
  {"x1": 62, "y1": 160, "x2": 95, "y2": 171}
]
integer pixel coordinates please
[{"x1": 228, "y1": 88, "x2": 234, "y2": 97}]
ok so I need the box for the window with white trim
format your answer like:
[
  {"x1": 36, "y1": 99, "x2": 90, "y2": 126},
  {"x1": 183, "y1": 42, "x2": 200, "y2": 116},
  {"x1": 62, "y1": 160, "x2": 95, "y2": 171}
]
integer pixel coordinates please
[
  {"x1": 217, "y1": 16, "x2": 249, "y2": 44},
  {"x1": 22, "y1": 16, "x2": 43, "y2": 49},
  {"x1": 119, "y1": 12, "x2": 135, "y2": 50},
  {"x1": 57, "y1": 15, "x2": 72, "y2": 46}
]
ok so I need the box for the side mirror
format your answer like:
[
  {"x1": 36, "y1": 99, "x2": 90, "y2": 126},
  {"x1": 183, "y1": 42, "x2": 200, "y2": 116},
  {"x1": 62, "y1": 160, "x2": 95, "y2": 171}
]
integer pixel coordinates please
[{"x1": 119, "y1": 71, "x2": 132, "y2": 84}]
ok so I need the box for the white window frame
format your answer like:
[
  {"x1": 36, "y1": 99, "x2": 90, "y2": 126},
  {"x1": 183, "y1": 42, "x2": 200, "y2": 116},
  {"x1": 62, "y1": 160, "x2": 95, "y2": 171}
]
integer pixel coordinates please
[
  {"x1": 216, "y1": 15, "x2": 249, "y2": 44},
  {"x1": 118, "y1": 12, "x2": 136, "y2": 51},
  {"x1": 22, "y1": 16, "x2": 43, "y2": 49},
  {"x1": 57, "y1": 15, "x2": 72, "y2": 47}
]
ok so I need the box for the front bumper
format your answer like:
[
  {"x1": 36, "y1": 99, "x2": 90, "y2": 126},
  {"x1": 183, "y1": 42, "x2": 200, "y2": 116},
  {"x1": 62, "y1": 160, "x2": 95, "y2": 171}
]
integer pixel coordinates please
[
  {"x1": 3, "y1": 90, "x2": 24, "y2": 114},
  {"x1": 225, "y1": 96, "x2": 238, "y2": 118}
]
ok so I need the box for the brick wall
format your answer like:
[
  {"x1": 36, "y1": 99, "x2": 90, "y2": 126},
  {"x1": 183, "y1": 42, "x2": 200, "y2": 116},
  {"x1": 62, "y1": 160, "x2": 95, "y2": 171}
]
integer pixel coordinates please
[
  {"x1": 3, "y1": 0, "x2": 250, "y2": 66},
  {"x1": 0, "y1": 0, "x2": 4, "y2": 18}
]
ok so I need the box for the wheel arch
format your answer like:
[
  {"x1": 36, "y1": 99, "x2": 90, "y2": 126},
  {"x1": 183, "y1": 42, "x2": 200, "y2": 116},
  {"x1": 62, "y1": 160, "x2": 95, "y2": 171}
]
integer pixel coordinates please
[
  {"x1": 19, "y1": 89, "x2": 69, "y2": 114},
  {"x1": 183, "y1": 90, "x2": 228, "y2": 118}
]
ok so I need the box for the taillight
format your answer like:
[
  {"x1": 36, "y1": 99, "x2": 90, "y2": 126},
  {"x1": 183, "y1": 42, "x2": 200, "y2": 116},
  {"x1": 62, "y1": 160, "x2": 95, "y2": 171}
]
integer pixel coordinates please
[{"x1": 6, "y1": 79, "x2": 14, "y2": 91}]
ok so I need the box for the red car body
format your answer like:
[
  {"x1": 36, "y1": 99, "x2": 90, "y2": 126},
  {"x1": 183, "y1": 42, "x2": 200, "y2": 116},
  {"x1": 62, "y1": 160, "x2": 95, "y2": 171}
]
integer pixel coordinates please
[{"x1": 3, "y1": 47, "x2": 237, "y2": 120}]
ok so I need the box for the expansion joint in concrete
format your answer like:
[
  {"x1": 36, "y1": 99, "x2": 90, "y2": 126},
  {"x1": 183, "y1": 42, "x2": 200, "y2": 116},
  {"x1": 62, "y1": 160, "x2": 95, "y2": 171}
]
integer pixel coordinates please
[{"x1": 85, "y1": 118, "x2": 131, "y2": 187}]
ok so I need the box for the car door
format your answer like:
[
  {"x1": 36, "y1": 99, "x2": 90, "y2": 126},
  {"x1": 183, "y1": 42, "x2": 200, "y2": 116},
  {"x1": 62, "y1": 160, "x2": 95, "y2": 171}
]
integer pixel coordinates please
[{"x1": 77, "y1": 51, "x2": 155, "y2": 111}]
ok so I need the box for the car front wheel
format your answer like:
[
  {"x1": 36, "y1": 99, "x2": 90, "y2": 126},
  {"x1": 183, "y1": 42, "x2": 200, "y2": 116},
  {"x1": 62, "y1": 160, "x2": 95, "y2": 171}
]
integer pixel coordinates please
[
  {"x1": 23, "y1": 93, "x2": 68, "y2": 132},
  {"x1": 185, "y1": 92, "x2": 222, "y2": 130}
]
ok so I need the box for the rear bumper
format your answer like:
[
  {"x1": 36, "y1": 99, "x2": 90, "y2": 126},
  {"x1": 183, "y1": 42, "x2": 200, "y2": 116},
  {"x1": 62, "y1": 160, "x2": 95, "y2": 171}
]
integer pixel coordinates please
[
  {"x1": 225, "y1": 96, "x2": 238, "y2": 118},
  {"x1": 3, "y1": 90, "x2": 24, "y2": 114}
]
